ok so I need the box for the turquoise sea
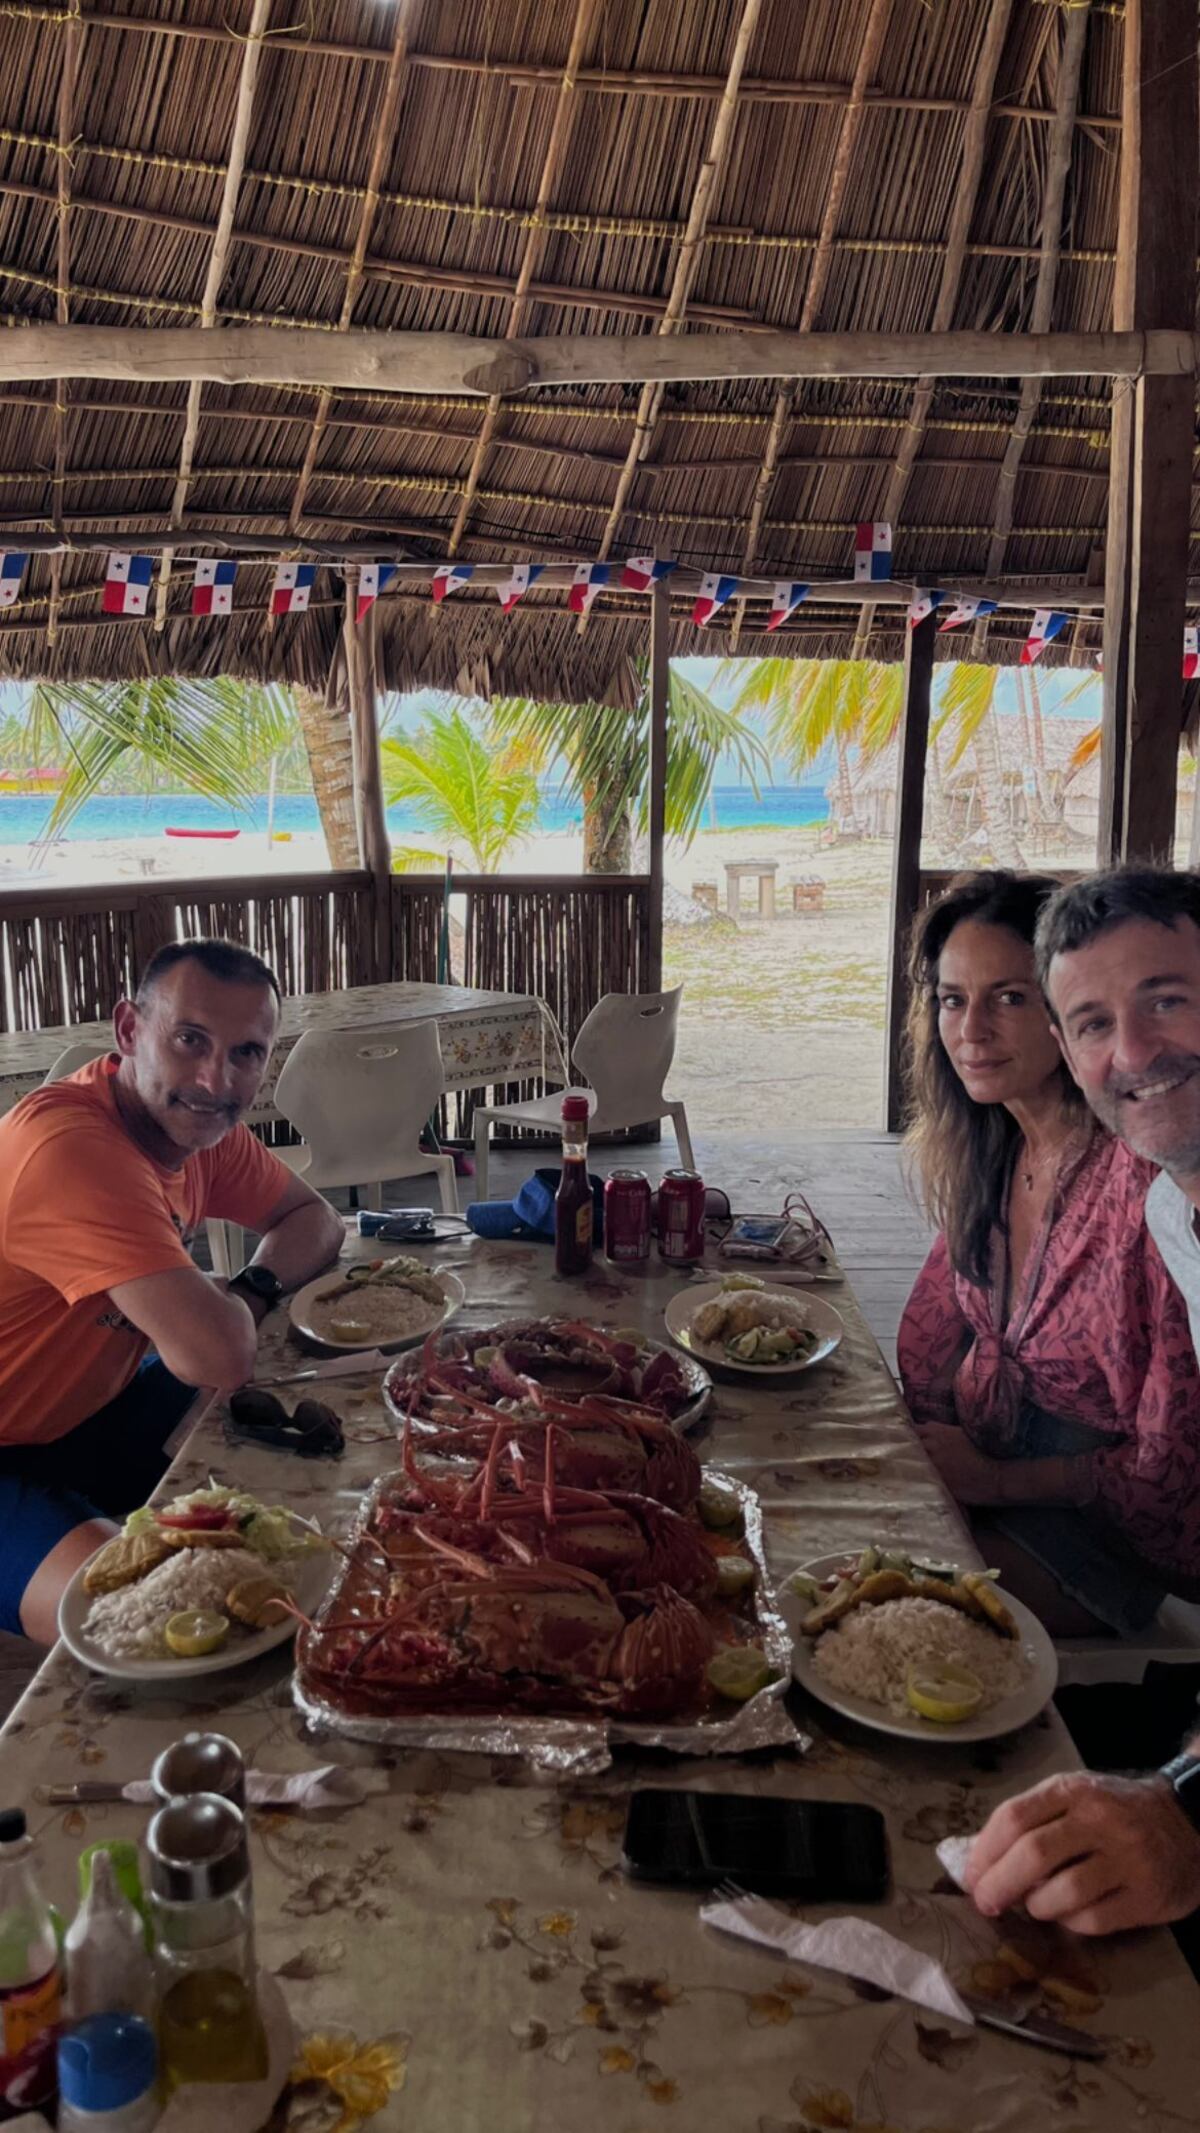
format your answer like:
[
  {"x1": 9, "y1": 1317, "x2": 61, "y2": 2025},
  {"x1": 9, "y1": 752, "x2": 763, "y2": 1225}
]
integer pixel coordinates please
[{"x1": 0, "y1": 783, "x2": 828, "y2": 843}]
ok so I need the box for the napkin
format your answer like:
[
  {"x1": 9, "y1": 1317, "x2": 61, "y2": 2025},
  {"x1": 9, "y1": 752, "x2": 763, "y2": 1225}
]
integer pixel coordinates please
[
  {"x1": 701, "y1": 1890, "x2": 975, "y2": 2023},
  {"x1": 123, "y1": 1765, "x2": 389, "y2": 1810},
  {"x1": 936, "y1": 1834, "x2": 976, "y2": 1890}
]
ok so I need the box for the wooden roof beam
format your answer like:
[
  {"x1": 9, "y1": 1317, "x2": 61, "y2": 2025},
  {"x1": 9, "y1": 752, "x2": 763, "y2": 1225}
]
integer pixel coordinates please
[
  {"x1": 447, "y1": 0, "x2": 597, "y2": 556},
  {"x1": 45, "y1": 1, "x2": 82, "y2": 648},
  {"x1": 734, "y1": 0, "x2": 894, "y2": 643},
  {"x1": 286, "y1": 2, "x2": 417, "y2": 538},
  {"x1": 970, "y1": 1, "x2": 1091, "y2": 657},
  {"x1": 153, "y1": 0, "x2": 270, "y2": 631},
  {"x1": 853, "y1": 0, "x2": 1014, "y2": 659},
  {"x1": 588, "y1": 0, "x2": 767, "y2": 584}
]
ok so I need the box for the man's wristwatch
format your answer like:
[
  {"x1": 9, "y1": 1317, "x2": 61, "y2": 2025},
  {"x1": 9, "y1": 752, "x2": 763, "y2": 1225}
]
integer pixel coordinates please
[
  {"x1": 228, "y1": 1264, "x2": 283, "y2": 1312},
  {"x1": 1160, "y1": 1753, "x2": 1200, "y2": 1833}
]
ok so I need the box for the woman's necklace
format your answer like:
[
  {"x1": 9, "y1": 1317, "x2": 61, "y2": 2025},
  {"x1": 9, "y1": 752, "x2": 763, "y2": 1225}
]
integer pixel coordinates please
[{"x1": 1018, "y1": 1139, "x2": 1064, "y2": 1194}]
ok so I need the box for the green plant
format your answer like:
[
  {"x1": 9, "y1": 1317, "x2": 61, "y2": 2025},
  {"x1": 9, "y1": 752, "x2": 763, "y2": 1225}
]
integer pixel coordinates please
[{"x1": 380, "y1": 704, "x2": 540, "y2": 872}]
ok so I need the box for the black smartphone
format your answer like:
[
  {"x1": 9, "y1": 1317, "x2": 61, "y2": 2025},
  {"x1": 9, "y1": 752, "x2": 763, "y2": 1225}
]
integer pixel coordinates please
[{"x1": 622, "y1": 1790, "x2": 889, "y2": 1903}]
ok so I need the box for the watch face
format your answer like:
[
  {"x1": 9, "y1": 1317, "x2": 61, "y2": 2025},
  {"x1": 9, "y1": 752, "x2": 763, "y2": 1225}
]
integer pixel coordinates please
[{"x1": 236, "y1": 1266, "x2": 282, "y2": 1300}]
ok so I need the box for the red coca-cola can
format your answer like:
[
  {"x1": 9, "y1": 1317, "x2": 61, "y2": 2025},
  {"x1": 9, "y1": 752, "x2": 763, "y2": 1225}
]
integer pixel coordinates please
[
  {"x1": 604, "y1": 1168, "x2": 652, "y2": 1262},
  {"x1": 657, "y1": 1168, "x2": 706, "y2": 1264}
]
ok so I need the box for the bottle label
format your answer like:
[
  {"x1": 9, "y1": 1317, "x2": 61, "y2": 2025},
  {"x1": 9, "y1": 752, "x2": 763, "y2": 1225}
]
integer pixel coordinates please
[
  {"x1": 576, "y1": 1203, "x2": 593, "y2": 1248},
  {"x1": 0, "y1": 1962, "x2": 61, "y2": 2061}
]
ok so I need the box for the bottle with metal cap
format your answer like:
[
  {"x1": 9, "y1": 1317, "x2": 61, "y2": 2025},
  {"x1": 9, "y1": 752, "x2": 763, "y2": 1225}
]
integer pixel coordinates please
[
  {"x1": 149, "y1": 1734, "x2": 245, "y2": 1814},
  {"x1": 145, "y1": 1795, "x2": 266, "y2": 2090}
]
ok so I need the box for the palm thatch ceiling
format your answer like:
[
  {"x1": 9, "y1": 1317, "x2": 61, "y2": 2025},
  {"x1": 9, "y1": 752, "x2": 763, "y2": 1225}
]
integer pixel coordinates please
[{"x1": 0, "y1": 0, "x2": 1139, "y2": 695}]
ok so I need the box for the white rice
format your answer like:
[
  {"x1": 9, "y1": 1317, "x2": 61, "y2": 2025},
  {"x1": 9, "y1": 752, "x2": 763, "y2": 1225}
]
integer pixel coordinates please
[
  {"x1": 310, "y1": 1283, "x2": 442, "y2": 1344},
  {"x1": 83, "y1": 1546, "x2": 264, "y2": 1659},
  {"x1": 811, "y1": 1595, "x2": 1029, "y2": 1715}
]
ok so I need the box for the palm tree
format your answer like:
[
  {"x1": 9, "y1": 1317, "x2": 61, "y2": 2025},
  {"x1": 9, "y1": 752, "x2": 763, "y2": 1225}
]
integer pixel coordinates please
[
  {"x1": 935, "y1": 664, "x2": 1025, "y2": 869},
  {"x1": 379, "y1": 703, "x2": 540, "y2": 873},
  {"x1": 487, "y1": 667, "x2": 770, "y2": 873},
  {"x1": 722, "y1": 657, "x2": 903, "y2": 834},
  {"x1": 293, "y1": 685, "x2": 359, "y2": 869}
]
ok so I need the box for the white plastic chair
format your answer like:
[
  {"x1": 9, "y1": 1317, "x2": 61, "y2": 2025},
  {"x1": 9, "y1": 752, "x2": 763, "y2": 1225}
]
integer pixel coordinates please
[
  {"x1": 472, "y1": 985, "x2": 694, "y2": 1200},
  {"x1": 271, "y1": 1019, "x2": 458, "y2": 1214},
  {"x1": 42, "y1": 1040, "x2": 111, "y2": 1083}
]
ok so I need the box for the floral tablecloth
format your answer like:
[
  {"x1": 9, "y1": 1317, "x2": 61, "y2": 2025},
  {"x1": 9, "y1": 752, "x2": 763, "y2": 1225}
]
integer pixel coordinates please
[
  {"x1": 0, "y1": 981, "x2": 566, "y2": 1123},
  {"x1": 3, "y1": 1233, "x2": 1199, "y2": 2133}
]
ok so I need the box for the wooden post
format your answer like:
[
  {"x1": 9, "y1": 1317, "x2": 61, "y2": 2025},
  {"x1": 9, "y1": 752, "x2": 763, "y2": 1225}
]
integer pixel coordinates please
[
  {"x1": 343, "y1": 582, "x2": 392, "y2": 977},
  {"x1": 884, "y1": 609, "x2": 937, "y2": 1133},
  {"x1": 647, "y1": 581, "x2": 670, "y2": 993},
  {"x1": 1099, "y1": 0, "x2": 1198, "y2": 862}
]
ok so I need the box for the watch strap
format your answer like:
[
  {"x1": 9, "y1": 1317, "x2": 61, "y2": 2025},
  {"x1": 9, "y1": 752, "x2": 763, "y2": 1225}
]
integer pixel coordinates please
[{"x1": 1160, "y1": 1753, "x2": 1200, "y2": 1832}]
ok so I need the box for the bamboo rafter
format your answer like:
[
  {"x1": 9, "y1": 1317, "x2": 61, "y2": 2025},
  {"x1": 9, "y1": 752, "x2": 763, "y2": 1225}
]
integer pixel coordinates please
[{"x1": 45, "y1": 0, "x2": 81, "y2": 648}]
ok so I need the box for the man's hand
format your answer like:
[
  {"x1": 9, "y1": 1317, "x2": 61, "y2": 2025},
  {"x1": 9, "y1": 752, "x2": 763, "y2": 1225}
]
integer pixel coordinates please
[
  {"x1": 914, "y1": 1422, "x2": 1006, "y2": 1505},
  {"x1": 964, "y1": 1770, "x2": 1200, "y2": 1935}
]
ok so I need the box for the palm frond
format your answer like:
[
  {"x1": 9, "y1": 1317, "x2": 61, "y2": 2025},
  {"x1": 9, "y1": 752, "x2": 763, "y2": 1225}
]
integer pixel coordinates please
[{"x1": 933, "y1": 664, "x2": 999, "y2": 771}]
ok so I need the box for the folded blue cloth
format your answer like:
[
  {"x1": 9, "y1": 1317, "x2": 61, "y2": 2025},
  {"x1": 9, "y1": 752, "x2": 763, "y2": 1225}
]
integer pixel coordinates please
[{"x1": 466, "y1": 1167, "x2": 605, "y2": 1243}]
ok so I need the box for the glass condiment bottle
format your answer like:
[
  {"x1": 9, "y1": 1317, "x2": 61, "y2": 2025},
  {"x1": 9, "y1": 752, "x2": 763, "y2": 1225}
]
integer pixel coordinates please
[
  {"x1": 554, "y1": 1095, "x2": 593, "y2": 1277},
  {"x1": 65, "y1": 1851, "x2": 153, "y2": 2025},
  {"x1": 150, "y1": 1734, "x2": 246, "y2": 1813},
  {"x1": 0, "y1": 1808, "x2": 62, "y2": 2124},
  {"x1": 145, "y1": 1795, "x2": 266, "y2": 2091}
]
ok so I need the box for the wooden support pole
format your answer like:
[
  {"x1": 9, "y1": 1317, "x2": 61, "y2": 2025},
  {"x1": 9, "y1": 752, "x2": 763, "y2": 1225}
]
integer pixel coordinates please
[
  {"x1": 884, "y1": 609, "x2": 937, "y2": 1133},
  {"x1": 343, "y1": 583, "x2": 392, "y2": 977},
  {"x1": 647, "y1": 582, "x2": 670, "y2": 993},
  {"x1": 1100, "y1": 0, "x2": 1198, "y2": 862}
]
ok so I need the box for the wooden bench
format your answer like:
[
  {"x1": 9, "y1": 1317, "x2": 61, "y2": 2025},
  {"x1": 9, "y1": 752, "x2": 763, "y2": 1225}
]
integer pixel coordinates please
[
  {"x1": 791, "y1": 875, "x2": 826, "y2": 915},
  {"x1": 724, "y1": 858, "x2": 779, "y2": 920}
]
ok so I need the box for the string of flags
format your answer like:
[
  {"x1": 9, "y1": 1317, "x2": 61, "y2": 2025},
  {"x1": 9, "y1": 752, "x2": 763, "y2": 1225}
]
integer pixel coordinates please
[{"x1": 0, "y1": 536, "x2": 1195, "y2": 674}]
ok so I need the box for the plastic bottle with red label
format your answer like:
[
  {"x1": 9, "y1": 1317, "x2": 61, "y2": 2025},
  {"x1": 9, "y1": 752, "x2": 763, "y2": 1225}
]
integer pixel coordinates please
[{"x1": 0, "y1": 1809, "x2": 62, "y2": 2122}]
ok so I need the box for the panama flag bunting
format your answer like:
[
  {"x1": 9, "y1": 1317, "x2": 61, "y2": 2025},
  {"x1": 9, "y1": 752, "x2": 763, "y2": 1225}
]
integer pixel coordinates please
[
  {"x1": 495, "y1": 564, "x2": 543, "y2": 612},
  {"x1": 1185, "y1": 627, "x2": 1200, "y2": 681},
  {"x1": 620, "y1": 554, "x2": 676, "y2": 592},
  {"x1": 356, "y1": 562, "x2": 397, "y2": 623},
  {"x1": 691, "y1": 573, "x2": 739, "y2": 628},
  {"x1": 431, "y1": 563, "x2": 473, "y2": 603},
  {"x1": 766, "y1": 580, "x2": 809, "y2": 632},
  {"x1": 0, "y1": 552, "x2": 27, "y2": 610},
  {"x1": 907, "y1": 589, "x2": 943, "y2": 629},
  {"x1": 192, "y1": 558, "x2": 237, "y2": 617},
  {"x1": 271, "y1": 562, "x2": 316, "y2": 616},
  {"x1": 102, "y1": 553, "x2": 153, "y2": 616},
  {"x1": 853, "y1": 521, "x2": 892, "y2": 583},
  {"x1": 938, "y1": 596, "x2": 997, "y2": 632},
  {"x1": 1020, "y1": 608, "x2": 1068, "y2": 666},
  {"x1": 568, "y1": 562, "x2": 612, "y2": 615}
]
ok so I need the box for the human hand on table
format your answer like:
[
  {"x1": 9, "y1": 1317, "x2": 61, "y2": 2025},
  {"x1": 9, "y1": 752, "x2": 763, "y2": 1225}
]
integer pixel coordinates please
[
  {"x1": 964, "y1": 1770, "x2": 1200, "y2": 1935},
  {"x1": 914, "y1": 1421, "x2": 1005, "y2": 1505}
]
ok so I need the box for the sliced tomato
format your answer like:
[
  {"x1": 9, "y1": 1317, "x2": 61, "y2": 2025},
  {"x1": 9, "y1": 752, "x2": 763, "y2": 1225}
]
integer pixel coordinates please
[{"x1": 156, "y1": 1504, "x2": 237, "y2": 1531}]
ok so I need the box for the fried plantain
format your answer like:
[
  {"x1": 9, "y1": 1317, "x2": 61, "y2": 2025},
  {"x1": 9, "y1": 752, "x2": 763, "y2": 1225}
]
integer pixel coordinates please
[
  {"x1": 961, "y1": 1572, "x2": 1018, "y2": 1637},
  {"x1": 83, "y1": 1528, "x2": 173, "y2": 1595},
  {"x1": 225, "y1": 1573, "x2": 291, "y2": 1629}
]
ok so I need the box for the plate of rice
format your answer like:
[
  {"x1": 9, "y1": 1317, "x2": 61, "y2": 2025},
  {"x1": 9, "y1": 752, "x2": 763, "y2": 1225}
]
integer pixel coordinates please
[
  {"x1": 780, "y1": 1550, "x2": 1057, "y2": 1743},
  {"x1": 290, "y1": 1257, "x2": 465, "y2": 1352},
  {"x1": 58, "y1": 1486, "x2": 333, "y2": 1681},
  {"x1": 665, "y1": 1278, "x2": 844, "y2": 1377}
]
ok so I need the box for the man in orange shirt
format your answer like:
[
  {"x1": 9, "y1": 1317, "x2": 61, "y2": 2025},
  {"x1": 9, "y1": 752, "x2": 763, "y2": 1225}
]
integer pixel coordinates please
[{"x1": 0, "y1": 936, "x2": 343, "y2": 1641}]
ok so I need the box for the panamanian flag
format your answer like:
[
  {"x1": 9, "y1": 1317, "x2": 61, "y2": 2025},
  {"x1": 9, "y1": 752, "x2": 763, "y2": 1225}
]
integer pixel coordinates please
[
  {"x1": 620, "y1": 554, "x2": 675, "y2": 592},
  {"x1": 691, "y1": 573, "x2": 738, "y2": 628},
  {"x1": 102, "y1": 552, "x2": 153, "y2": 616},
  {"x1": 568, "y1": 562, "x2": 611, "y2": 615},
  {"x1": 495, "y1": 564, "x2": 543, "y2": 612},
  {"x1": 1184, "y1": 627, "x2": 1200, "y2": 681},
  {"x1": 271, "y1": 562, "x2": 316, "y2": 617},
  {"x1": 766, "y1": 580, "x2": 808, "y2": 632},
  {"x1": 853, "y1": 521, "x2": 892, "y2": 583},
  {"x1": 192, "y1": 558, "x2": 237, "y2": 617},
  {"x1": 431, "y1": 563, "x2": 473, "y2": 604},
  {"x1": 0, "y1": 552, "x2": 27, "y2": 610},
  {"x1": 939, "y1": 596, "x2": 997, "y2": 632},
  {"x1": 1020, "y1": 608, "x2": 1068, "y2": 666},
  {"x1": 907, "y1": 589, "x2": 943, "y2": 629},
  {"x1": 356, "y1": 562, "x2": 397, "y2": 623}
]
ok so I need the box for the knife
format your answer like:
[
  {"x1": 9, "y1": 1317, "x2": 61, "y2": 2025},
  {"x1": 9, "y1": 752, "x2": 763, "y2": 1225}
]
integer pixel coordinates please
[
  {"x1": 962, "y1": 1993, "x2": 1107, "y2": 2061},
  {"x1": 256, "y1": 1350, "x2": 388, "y2": 1386}
]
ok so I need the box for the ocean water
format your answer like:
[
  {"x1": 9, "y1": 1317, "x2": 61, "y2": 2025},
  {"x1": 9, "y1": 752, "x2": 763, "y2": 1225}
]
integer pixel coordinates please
[{"x1": 0, "y1": 783, "x2": 828, "y2": 844}]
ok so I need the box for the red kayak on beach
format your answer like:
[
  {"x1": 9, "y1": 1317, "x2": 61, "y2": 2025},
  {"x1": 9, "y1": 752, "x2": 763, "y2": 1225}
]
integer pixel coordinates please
[{"x1": 164, "y1": 827, "x2": 241, "y2": 839}]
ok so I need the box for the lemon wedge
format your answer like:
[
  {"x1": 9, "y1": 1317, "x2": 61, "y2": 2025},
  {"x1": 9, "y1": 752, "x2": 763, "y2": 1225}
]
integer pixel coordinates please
[
  {"x1": 707, "y1": 1645, "x2": 777, "y2": 1702},
  {"x1": 164, "y1": 1610, "x2": 230, "y2": 1659},
  {"x1": 697, "y1": 1478, "x2": 742, "y2": 1530},
  {"x1": 905, "y1": 1662, "x2": 984, "y2": 1724},
  {"x1": 714, "y1": 1555, "x2": 756, "y2": 1599}
]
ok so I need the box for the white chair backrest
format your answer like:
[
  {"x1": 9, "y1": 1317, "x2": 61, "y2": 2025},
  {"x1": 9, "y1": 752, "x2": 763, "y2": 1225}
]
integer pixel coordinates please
[
  {"x1": 42, "y1": 1040, "x2": 111, "y2": 1086},
  {"x1": 572, "y1": 987, "x2": 682, "y2": 1114},
  {"x1": 272, "y1": 1019, "x2": 446, "y2": 1177}
]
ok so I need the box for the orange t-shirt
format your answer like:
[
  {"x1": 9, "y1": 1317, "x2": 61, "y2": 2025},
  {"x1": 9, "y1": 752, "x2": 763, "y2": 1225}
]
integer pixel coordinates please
[{"x1": 0, "y1": 1055, "x2": 292, "y2": 1447}]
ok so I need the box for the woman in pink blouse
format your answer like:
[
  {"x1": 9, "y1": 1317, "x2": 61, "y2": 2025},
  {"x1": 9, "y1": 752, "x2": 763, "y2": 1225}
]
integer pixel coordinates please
[{"x1": 898, "y1": 871, "x2": 1200, "y2": 1635}]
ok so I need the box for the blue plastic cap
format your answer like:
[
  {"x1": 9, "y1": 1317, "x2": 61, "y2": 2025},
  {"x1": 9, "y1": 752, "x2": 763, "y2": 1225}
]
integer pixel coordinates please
[
  {"x1": 58, "y1": 2013, "x2": 157, "y2": 2112},
  {"x1": 466, "y1": 1169, "x2": 559, "y2": 1241}
]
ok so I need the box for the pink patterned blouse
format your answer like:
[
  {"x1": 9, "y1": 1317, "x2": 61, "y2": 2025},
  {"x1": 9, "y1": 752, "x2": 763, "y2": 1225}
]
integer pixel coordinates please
[{"x1": 898, "y1": 1132, "x2": 1200, "y2": 1587}]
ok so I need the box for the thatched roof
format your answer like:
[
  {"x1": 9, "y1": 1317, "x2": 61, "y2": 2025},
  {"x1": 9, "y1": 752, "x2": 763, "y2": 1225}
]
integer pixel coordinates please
[{"x1": 0, "y1": 1, "x2": 1130, "y2": 694}]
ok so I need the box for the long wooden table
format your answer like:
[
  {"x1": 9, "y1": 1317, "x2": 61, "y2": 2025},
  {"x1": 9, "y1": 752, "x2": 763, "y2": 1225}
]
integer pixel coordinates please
[
  {"x1": 0, "y1": 980, "x2": 567, "y2": 1122},
  {"x1": 3, "y1": 1233, "x2": 1198, "y2": 2131}
]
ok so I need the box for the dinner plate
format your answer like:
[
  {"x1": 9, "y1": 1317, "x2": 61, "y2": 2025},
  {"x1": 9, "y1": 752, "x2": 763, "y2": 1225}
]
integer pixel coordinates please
[
  {"x1": 663, "y1": 1282, "x2": 844, "y2": 1378},
  {"x1": 59, "y1": 1545, "x2": 333, "y2": 1683},
  {"x1": 382, "y1": 1319, "x2": 712, "y2": 1434},
  {"x1": 289, "y1": 1266, "x2": 465, "y2": 1352},
  {"x1": 778, "y1": 1551, "x2": 1058, "y2": 1744}
]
